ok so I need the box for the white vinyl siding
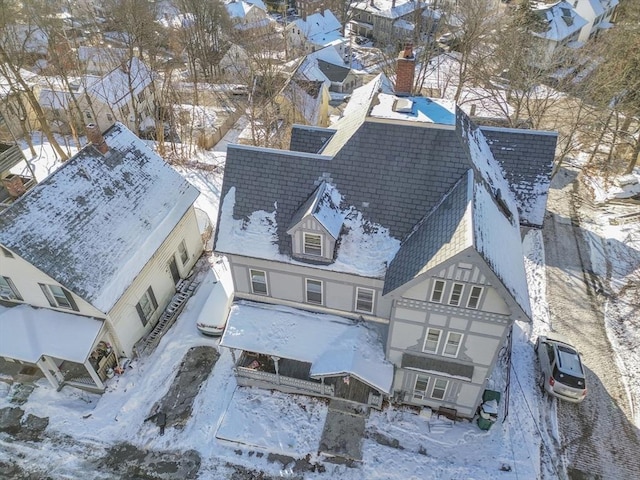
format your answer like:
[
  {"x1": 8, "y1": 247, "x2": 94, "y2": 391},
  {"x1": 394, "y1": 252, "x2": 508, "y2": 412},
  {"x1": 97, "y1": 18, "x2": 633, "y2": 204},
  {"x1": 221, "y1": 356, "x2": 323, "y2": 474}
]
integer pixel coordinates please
[
  {"x1": 178, "y1": 239, "x2": 189, "y2": 265},
  {"x1": 423, "y1": 328, "x2": 442, "y2": 353},
  {"x1": 355, "y1": 287, "x2": 374, "y2": 313},
  {"x1": 250, "y1": 269, "x2": 268, "y2": 295},
  {"x1": 443, "y1": 332, "x2": 463, "y2": 357}
]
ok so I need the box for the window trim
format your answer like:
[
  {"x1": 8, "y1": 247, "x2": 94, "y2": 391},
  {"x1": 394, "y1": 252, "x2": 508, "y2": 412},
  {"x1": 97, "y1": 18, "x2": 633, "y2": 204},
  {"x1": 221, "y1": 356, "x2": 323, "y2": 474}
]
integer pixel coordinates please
[
  {"x1": 250, "y1": 269, "x2": 268, "y2": 295},
  {"x1": 423, "y1": 327, "x2": 442, "y2": 354},
  {"x1": 448, "y1": 282, "x2": 464, "y2": 306},
  {"x1": 0, "y1": 276, "x2": 22, "y2": 301},
  {"x1": 431, "y1": 378, "x2": 448, "y2": 400},
  {"x1": 136, "y1": 286, "x2": 158, "y2": 326},
  {"x1": 413, "y1": 374, "x2": 430, "y2": 400},
  {"x1": 178, "y1": 239, "x2": 189, "y2": 265},
  {"x1": 430, "y1": 279, "x2": 445, "y2": 303},
  {"x1": 305, "y1": 278, "x2": 323, "y2": 305},
  {"x1": 467, "y1": 286, "x2": 483, "y2": 309},
  {"x1": 443, "y1": 332, "x2": 464, "y2": 358},
  {"x1": 303, "y1": 232, "x2": 323, "y2": 256},
  {"x1": 39, "y1": 283, "x2": 78, "y2": 311},
  {"x1": 355, "y1": 287, "x2": 374, "y2": 314}
]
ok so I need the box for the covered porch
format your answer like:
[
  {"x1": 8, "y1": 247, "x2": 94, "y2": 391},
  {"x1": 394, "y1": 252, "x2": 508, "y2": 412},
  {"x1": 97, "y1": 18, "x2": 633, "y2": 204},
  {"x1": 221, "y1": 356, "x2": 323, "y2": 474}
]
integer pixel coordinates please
[
  {"x1": 0, "y1": 304, "x2": 113, "y2": 393},
  {"x1": 221, "y1": 301, "x2": 392, "y2": 409}
]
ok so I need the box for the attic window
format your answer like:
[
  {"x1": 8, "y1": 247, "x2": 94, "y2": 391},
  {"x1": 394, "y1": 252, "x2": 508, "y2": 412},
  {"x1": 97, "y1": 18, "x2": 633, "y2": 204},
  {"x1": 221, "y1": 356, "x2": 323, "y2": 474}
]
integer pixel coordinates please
[
  {"x1": 393, "y1": 98, "x2": 413, "y2": 114},
  {"x1": 303, "y1": 232, "x2": 323, "y2": 256}
]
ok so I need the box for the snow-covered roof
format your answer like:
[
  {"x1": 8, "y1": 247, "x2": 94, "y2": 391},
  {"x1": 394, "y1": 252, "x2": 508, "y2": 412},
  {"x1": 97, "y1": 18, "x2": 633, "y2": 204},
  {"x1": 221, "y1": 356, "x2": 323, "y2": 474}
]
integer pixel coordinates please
[
  {"x1": 0, "y1": 305, "x2": 103, "y2": 363},
  {"x1": 0, "y1": 66, "x2": 38, "y2": 97},
  {"x1": 78, "y1": 46, "x2": 128, "y2": 64},
  {"x1": 533, "y1": 1, "x2": 588, "y2": 42},
  {"x1": 290, "y1": 9, "x2": 341, "y2": 39},
  {"x1": 352, "y1": 0, "x2": 424, "y2": 19},
  {"x1": 87, "y1": 57, "x2": 153, "y2": 109},
  {"x1": 287, "y1": 182, "x2": 345, "y2": 238},
  {"x1": 220, "y1": 301, "x2": 394, "y2": 393},
  {"x1": 370, "y1": 94, "x2": 456, "y2": 124},
  {"x1": 0, "y1": 123, "x2": 200, "y2": 313}
]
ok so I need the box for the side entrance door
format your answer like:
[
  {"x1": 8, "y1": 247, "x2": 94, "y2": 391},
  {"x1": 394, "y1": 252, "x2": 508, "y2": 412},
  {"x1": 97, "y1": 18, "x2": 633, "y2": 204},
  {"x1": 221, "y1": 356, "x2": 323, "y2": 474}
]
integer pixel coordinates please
[{"x1": 168, "y1": 256, "x2": 180, "y2": 284}]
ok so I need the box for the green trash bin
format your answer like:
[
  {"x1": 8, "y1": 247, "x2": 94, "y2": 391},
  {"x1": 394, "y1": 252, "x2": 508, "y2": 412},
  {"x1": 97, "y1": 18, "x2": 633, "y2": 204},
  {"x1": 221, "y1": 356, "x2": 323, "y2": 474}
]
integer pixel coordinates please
[
  {"x1": 477, "y1": 389, "x2": 501, "y2": 430},
  {"x1": 477, "y1": 414, "x2": 494, "y2": 431}
]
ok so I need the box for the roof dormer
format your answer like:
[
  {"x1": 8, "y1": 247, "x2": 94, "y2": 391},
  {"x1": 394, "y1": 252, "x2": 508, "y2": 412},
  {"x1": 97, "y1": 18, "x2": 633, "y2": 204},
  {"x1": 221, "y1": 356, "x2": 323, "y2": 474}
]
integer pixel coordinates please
[{"x1": 286, "y1": 182, "x2": 344, "y2": 263}]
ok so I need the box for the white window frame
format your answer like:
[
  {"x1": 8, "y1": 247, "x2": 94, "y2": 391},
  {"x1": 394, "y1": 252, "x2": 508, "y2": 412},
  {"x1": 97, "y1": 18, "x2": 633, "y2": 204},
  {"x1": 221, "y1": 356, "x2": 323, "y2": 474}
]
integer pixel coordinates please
[
  {"x1": 0, "y1": 276, "x2": 22, "y2": 301},
  {"x1": 467, "y1": 286, "x2": 483, "y2": 309},
  {"x1": 40, "y1": 284, "x2": 75, "y2": 310},
  {"x1": 355, "y1": 287, "x2": 374, "y2": 313},
  {"x1": 443, "y1": 332, "x2": 464, "y2": 358},
  {"x1": 430, "y1": 280, "x2": 445, "y2": 303},
  {"x1": 413, "y1": 375, "x2": 430, "y2": 400},
  {"x1": 178, "y1": 239, "x2": 189, "y2": 265},
  {"x1": 136, "y1": 286, "x2": 158, "y2": 326},
  {"x1": 303, "y1": 232, "x2": 323, "y2": 256},
  {"x1": 422, "y1": 328, "x2": 442, "y2": 353},
  {"x1": 448, "y1": 283, "x2": 464, "y2": 306},
  {"x1": 431, "y1": 378, "x2": 448, "y2": 400},
  {"x1": 250, "y1": 269, "x2": 268, "y2": 295},
  {"x1": 305, "y1": 278, "x2": 323, "y2": 304}
]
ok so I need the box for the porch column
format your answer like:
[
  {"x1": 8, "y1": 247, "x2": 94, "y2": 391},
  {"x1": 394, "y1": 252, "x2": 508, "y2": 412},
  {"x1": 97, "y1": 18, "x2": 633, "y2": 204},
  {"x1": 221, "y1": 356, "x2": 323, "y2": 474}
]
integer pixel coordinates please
[
  {"x1": 83, "y1": 359, "x2": 105, "y2": 390},
  {"x1": 272, "y1": 356, "x2": 280, "y2": 385},
  {"x1": 36, "y1": 357, "x2": 59, "y2": 389},
  {"x1": 230, "y1": 348, "x2": 237, "y2": 364}
]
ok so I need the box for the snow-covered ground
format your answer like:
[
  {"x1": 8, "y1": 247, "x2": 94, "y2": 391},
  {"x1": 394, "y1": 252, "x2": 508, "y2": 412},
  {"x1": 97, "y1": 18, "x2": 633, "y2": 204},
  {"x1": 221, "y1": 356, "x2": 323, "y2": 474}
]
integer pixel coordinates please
[{"x1": 2, "y1": 122, "x2": 638, "y2": 478}]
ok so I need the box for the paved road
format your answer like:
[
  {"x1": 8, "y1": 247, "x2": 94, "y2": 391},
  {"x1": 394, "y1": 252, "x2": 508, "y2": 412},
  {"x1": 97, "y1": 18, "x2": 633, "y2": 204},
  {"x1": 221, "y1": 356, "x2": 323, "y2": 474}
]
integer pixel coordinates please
[{"x1": 543, "y1": 167, "x2": 640, "y2": 479}]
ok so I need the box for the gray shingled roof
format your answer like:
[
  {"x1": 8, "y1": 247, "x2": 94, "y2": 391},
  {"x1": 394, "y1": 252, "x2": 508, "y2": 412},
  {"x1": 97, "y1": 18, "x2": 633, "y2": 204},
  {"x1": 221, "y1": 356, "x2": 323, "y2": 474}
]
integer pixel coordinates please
[
  {"x1": 289, "y1": 125, "x2": 335, "y2": 153},
  {"x1": 481, "y1": 126, "x2": 557, "y2": 227},
  {"x1": 317, "y1": 59, "x2": 350, "y2": 83},
  {"x1": 401, "y1": 352, "x2": 474, "y2": 380},
  {"x1": 0, "y1": 123, "x2": 200, "y2": 312},
  {"x1": 384, "y1": 172, "x2": 473, "y2": 295}
]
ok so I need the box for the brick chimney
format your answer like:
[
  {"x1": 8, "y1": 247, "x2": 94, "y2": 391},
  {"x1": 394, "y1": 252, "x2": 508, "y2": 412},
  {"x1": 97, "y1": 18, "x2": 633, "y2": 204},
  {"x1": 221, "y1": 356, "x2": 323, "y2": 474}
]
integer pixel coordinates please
[
  {"x1": 395, "y1": 44, "x2": 415, "y2": 96},
  {"x1": 86, "y1": 123, "x2": 109, "y2": 154}
]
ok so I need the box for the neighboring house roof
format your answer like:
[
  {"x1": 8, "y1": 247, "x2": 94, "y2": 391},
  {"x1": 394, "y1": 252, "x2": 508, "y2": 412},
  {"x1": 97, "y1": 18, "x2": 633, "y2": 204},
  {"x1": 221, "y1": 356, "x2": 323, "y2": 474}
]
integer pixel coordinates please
[
  {"x1": 0, "y1": 123, "x2": 200, "y2": 313},
  {"x1": 352, "y1": 0, "x2": 423, "y2": 19},
  {"x1": 282, "y1": 78, "x2": 326, "y2": 125},
  {"x1": 87, "y1": 57, "x2": 153, "y2": 109},
  {"x1": 317, "y1": 59, "x2": 350, "y2": 83},
  {"x1": 77, "y1": 46, "x2": 128, "y2": 70},
  {"x1": 0, "y1": 305, "x2": 103, "y2": 363},
  {"x1": 220, "y1": 301, "x2": 394, "y2": 394},
  {"x1": 290, "y1": 9, "x2": 342, "y2": 40},
  {"x1": 533, "y1": 1, "x2": 588, "y2": 42},
  {"x1": 0, "y1": 67, "x2": 38, "y2": 97}
]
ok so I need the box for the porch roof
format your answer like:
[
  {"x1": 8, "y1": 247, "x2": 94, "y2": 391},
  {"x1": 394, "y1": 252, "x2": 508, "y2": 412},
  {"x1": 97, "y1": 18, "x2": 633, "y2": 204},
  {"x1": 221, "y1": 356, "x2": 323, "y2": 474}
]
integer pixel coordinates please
[
  {"x1": 221, "y1": 301, "x2": 394, "y2": 394},
  {"x1": 0, "y1": 305, "x2": 103, "y2": 364}
]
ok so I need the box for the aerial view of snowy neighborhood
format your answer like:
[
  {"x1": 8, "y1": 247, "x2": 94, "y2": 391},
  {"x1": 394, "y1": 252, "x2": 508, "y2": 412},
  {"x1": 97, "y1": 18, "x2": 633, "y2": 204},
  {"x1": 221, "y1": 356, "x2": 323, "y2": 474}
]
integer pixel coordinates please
[{"x1": 0, "y1": 0, "x2": 639, "y2": 478}]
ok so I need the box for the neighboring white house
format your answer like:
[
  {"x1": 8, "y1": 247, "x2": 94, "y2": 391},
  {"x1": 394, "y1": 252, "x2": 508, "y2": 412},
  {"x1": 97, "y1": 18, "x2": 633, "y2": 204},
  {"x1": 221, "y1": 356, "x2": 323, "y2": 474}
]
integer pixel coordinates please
[
  {"x1": 531, "y1": 0, "x2": 589, "y2": 65},
  {"x1": 287, "y1": 9, "x2": 349, "y2": 58},
  {"x1": 77, "y1": 46, "x2": 129, "y2": 75},
  {"x1": 215, "y1": 62, "x2": 557, "y2": 417},
  {"x1": 225, "y1": 0, "x2": 274, "y2": 34},
  {"x1": 572, "y1": 0, "x2": 619, "y2": 42},
  {"x1": 291, "y1": 46, "x2": 364, "y2": 95},
  {"x1": 0, "y1": 123, "x2": 203, "y2": 393}
]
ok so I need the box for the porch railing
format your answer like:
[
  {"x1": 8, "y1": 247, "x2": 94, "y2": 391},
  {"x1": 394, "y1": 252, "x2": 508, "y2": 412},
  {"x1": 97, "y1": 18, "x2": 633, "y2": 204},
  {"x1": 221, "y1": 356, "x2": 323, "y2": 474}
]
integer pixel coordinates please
[{"x1": 236, "y1": 366, "x2": 335, "y2": 397}]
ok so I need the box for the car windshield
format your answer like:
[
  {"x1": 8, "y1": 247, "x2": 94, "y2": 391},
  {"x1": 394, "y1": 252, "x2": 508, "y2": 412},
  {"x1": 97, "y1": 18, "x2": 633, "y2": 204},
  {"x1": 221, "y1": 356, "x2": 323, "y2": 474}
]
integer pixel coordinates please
[{"x1": 553, "y1": 365, "x2": 585, "y2": 389}]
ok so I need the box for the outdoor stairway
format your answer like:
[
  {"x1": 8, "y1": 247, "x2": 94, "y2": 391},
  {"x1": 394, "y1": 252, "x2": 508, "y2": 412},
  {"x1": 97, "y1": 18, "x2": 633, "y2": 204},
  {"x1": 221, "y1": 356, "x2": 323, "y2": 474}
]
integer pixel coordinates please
[{"x1": 136, "y1": 279, "x2": 199, "y2": 357}]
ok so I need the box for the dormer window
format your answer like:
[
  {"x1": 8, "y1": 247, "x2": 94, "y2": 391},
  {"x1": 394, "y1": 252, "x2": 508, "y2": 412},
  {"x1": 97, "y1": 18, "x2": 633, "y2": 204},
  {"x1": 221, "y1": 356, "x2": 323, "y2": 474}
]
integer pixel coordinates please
[{"x1": 303, "y1": 232, "x2": 323, "y2": 256}]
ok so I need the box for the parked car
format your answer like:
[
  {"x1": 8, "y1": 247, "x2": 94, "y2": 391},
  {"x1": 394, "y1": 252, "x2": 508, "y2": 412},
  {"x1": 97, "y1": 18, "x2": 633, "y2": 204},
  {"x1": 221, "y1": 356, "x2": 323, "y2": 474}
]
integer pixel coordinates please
[
  {"x1": 196, "y1": 259, "x2": 234, "y2": 336},
  {"x1": 535, "y1": 332, "x2": 587, "y2": 403}
]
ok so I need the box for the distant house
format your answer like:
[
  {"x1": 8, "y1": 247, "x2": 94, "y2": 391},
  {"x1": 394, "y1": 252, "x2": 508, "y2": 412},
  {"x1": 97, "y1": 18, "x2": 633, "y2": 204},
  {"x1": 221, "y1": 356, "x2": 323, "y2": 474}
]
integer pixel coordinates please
[
  {"x1": 0, "y1": 67, "x2": 39, "y2": 142},
  {"x1": 37, "y1": 57, "x2": 156, "y2": 134},
  {"x1": 291, "y1": 46, "x2": 363, "y2": 94},
  {"x1": 0, "y1": 123, "x2": 203, "y2": 393},
  {"x1": 572, "y1": 0, "x2": 619, "y2": 42},
  {"x1": 225, "y1": 0, "x2": 274, "y2": 34},
  {"x1": 286, "y1": 9, "x2": 349, "y2": 58},
  {"x1": 349, "y1": 0, "x2": 433, "y2": 46},
  {"x1": 77, "y1": 46, "x2": 129, "y2": 75},
  {"x1": 0, "y1": 142, "x2": 37, "y2": 212},
  {"x1": 215, "y1": 53, "x2": 557, "y2": 416},
  {"x1": 531, "y1": 1, "x2": 588, "y2": 65},
  {"x1": 277, "y1": 77, "x2": 330, "y2": 127}
]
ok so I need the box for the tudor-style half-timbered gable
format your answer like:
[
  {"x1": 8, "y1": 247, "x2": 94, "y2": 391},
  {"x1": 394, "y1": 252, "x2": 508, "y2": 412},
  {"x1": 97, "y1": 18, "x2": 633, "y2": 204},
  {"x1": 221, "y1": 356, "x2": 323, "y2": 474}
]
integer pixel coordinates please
[{"x1": 215, "y1": 73, "x2": 556, "y2": 416}]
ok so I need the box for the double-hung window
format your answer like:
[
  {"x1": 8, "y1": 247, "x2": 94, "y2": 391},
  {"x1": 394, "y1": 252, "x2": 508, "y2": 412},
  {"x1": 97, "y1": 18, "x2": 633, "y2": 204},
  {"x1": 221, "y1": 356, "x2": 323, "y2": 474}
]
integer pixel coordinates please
[
  {"x1": 136, "y1": 286, "x2": 158, "y2": 326},
  {"x1": 449, "y1": 283, "x2": 464, "y2": 306},
  {"x1": 0, "y1": 276, "x2": 22, "y2": 301},
  {"x1": 431, "y1": 280, "x2": 445, "y2": 303},
  {"x1": 423, "y1": 328, "x2": 442, "y2": 354},
  {"x1": 303, "y1": 233, "x2": 322, "y2": 256},
  {"x1": 355, "y1": 287, "x2": 374, "y2": 313},
  {"x1": 305, "y1": 279, "x2": 323, "y2": 304},
  {"x1": 413, "y1": 375, "x2": 430, "y2": 400},
  {"x1": 39, "y1": 283, "x2": 78, "y2": 310},
  {"x1": 467, "y1": 286, "x2": 483, "y2": 309},
  {"x1": 443, "y1": 332, "x2": 463, "y2": 357},
  {"x1": 431, "y1": 378, "x2": 448, "y2": 400},
  {"x1": 250, "y1": 269, "x2": 268, "y2": 295}
]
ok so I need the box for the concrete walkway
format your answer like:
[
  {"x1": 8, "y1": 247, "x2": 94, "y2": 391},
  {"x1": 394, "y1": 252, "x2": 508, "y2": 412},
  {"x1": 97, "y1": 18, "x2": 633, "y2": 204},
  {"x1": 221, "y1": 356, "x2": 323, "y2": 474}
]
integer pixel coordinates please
[{"x1": 318, "y1": 399, "x2": 369, "y2": 464}]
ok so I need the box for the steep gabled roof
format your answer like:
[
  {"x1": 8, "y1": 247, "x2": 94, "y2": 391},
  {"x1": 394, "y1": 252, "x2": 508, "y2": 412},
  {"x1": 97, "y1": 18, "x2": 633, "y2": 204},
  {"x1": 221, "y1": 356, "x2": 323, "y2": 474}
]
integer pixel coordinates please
[
  {"x1": 317, "y1": 59, "x2": 351, "y2": 83},
  {"x1": 87, "y1": 57, "x2": 153, "y2": 108},
  {"x1": 0, "y1": 123, "x2": 200, "y2": 312},
  {"x1": 287, "y1": 182, "x2": 344, "y2": 238}
]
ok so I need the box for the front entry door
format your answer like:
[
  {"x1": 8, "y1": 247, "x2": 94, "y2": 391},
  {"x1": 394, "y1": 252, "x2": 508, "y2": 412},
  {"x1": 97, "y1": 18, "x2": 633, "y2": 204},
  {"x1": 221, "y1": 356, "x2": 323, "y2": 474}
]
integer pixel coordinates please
[{"x1": 168, "y1": 256, "x2": 180, "y2": 284}]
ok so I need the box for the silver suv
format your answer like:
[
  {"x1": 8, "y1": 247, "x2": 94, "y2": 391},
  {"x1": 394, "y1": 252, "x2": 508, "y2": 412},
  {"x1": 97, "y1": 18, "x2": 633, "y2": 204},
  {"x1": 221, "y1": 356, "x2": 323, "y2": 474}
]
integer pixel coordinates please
[{"x1": 535, "y1": 332, "x2": 587, "y2": 403}]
